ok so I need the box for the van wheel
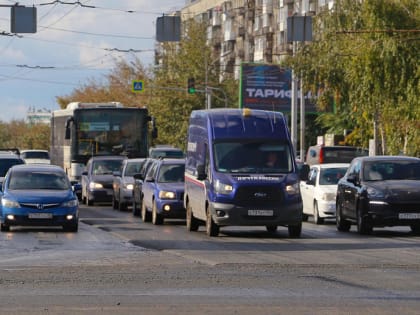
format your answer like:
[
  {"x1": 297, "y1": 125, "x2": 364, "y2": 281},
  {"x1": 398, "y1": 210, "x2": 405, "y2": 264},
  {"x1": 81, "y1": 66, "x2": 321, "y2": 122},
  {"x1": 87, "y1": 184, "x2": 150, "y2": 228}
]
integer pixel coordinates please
[
  {"x1": 336, "y1": 203, "x2": 351, "y2": 232},
  {"x1": 266, "y1": 225, "x2": 277, "y2": 233},
  {"x1": 288, "y1": 222, "x2": 302, "y2": 238},
  {"x1": 410, "y1": 224, "x2": 420, "y2": 235},
  {"x1": 186, "y1": 202, "x2": 199, "y2": 232},
  {"x1": 141, "y1": 200, "x2": 151, "y2": 222},
  {"x1": 206, "y1": 208, "x2": 219, "y2": 237}
]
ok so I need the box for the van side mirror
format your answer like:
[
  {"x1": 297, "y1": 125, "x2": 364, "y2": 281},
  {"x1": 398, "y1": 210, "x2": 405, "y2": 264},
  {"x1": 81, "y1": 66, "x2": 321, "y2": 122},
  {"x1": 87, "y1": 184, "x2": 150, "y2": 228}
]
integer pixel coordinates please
[
  {"x1": 299, "y1": 164, "x2": 310, "y2": 181},
  {"x1": 196, "y1": 164, "x2": 207, "y2": 180}
]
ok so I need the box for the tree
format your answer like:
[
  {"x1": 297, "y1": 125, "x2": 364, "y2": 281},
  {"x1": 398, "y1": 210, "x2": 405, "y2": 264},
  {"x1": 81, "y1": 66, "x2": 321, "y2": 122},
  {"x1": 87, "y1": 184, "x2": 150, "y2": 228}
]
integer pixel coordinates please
[
  {"x1": 290, "y1": 0, "x2": 419, "y2": 156},
  {"x1": 148, "y1": 19, "x2": 238, "y2": 149}
]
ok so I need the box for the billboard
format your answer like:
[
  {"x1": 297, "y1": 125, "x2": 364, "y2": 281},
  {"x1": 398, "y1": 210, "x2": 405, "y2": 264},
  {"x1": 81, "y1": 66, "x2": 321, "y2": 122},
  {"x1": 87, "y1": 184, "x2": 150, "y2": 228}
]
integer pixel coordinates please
[{"x1": 239, "y1": 63, "x2": 316, "y2": 112}]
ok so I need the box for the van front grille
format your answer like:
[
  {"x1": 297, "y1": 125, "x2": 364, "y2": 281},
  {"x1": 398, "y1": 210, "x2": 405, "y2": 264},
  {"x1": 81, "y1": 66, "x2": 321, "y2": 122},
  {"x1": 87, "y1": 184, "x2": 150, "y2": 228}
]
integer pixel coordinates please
[{"x1": 234, "y1": 186, "x2": 283, "y2": 207}]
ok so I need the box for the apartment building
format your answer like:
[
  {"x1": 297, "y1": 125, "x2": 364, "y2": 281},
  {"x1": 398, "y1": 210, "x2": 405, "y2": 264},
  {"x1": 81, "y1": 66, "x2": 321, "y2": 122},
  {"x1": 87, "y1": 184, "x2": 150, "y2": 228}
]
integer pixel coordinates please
[{"x1": 180, "y1": 0, "x2": 335, "y2": 79}]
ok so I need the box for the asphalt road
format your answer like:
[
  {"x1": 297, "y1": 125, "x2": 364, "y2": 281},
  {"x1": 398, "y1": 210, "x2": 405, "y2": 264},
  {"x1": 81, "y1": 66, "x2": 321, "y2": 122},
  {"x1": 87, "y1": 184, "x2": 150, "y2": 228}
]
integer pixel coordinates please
[{"x1": 0, "y1": 204, "x2": 419, "y2": 315}]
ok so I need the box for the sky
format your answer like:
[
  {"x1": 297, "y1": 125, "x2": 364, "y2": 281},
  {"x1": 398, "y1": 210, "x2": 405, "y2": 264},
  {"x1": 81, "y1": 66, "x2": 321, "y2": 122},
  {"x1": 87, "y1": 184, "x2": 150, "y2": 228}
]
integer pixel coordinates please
[{"x1": 0, "y1": 0, "x2": 186, "y2": 121}]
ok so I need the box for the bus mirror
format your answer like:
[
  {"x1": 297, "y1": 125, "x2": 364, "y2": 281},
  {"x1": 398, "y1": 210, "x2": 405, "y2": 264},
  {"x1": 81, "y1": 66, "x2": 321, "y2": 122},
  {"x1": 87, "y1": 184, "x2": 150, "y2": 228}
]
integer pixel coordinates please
[
  {"x1": 152, "y1": 127, "x2": 158, "y2": 139},
  {"x1": 65, "y1": 127, "x2": 71, "y2": 140}
]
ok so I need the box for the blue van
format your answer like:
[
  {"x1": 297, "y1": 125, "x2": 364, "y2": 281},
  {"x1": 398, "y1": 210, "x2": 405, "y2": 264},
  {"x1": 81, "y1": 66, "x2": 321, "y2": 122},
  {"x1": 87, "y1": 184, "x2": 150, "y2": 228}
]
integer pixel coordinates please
[{"x1": 184, "y1": 108, "x2": 303, "y2": 237}]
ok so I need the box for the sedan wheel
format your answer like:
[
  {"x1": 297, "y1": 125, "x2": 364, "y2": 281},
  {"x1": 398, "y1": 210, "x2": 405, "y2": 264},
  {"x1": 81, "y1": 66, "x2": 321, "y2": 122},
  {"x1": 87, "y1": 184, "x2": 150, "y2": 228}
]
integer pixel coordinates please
[{"x1": 313, "y1": 202, "x2": 324, "y2": 225}]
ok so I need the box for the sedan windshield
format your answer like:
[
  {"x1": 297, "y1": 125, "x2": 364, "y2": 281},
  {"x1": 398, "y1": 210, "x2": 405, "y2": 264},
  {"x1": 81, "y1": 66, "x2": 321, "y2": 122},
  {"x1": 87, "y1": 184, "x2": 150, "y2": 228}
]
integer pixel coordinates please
[
  {"x1": 214, "y1": 141, "x2": 293, "y2": 173},
  {"x1": 8, "y1": 171, "x2": 71, "y2": 190}
]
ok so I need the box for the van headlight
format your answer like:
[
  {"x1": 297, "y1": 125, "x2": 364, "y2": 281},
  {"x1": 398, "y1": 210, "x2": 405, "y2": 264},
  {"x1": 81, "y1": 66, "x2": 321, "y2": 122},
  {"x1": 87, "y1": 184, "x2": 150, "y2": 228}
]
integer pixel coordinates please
[
  {"x1": 286, "y1": 182, "x2": 300, "y2": 196},
  {"x1": 214, "y1": 180, "x2": 233, "y2": 194}
]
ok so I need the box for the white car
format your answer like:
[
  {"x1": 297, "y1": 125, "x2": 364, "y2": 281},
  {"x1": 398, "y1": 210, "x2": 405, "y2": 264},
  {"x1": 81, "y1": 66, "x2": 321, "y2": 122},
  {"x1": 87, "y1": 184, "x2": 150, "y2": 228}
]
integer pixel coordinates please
[
  {"x1": 300, "y1": 163, "x2": 349, "y2": 224},
  {"x1": 20, "y1": 150, "x2": 50, "y2": 164}
]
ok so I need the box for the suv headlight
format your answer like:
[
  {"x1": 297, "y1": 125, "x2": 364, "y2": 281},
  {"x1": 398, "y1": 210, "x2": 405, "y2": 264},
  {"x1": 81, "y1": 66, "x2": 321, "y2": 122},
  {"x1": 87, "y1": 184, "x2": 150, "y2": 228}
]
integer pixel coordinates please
[
  {"x1": 214, "y1": 180, "x2": 233, "y2": 194},
  {"x1": 159, "y1": 191, "x2": 176, "y2": 199}
]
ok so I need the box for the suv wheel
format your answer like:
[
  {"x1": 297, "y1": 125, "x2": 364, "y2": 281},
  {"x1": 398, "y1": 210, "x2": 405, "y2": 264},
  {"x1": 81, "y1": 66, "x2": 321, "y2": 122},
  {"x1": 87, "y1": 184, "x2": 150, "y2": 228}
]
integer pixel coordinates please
[
  {"x1": 336, "y1": 203, "x2": 351, "y2": 232},
  {"x1": 357, "y1": 208, "x2": 372, "y2": 235}
]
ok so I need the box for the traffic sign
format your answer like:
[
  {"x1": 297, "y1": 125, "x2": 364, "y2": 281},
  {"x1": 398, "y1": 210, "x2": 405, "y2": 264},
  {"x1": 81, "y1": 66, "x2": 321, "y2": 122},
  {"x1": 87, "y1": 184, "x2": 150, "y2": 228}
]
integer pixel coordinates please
[{"x1": 132, "y1": 80, "x2": 144, "y2": 93}]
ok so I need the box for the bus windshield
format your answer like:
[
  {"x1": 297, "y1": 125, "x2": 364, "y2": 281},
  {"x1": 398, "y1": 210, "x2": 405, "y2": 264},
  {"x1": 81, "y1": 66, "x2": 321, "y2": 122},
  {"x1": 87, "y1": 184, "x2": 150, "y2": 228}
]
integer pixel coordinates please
[{"x1": 73, "y1": 109, "x2": 148, "y2": 158}]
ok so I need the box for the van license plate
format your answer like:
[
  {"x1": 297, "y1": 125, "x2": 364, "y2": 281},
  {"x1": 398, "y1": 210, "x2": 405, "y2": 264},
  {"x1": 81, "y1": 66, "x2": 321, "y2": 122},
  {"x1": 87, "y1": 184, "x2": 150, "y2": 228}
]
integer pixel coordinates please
[
  {"x1": 29, "y1": 213, "x2": 53, "y2": 219},
  {"x1": 399, "y1": 213, "x2": 420, "y2": 219},
  {"x1": 248, "y1": 210, "x2": 273, "y2": 216}
]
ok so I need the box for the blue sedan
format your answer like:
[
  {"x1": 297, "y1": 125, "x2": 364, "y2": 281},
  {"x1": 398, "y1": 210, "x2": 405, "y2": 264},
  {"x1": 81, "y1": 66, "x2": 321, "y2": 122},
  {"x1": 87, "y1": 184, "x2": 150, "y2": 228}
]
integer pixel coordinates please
[{"x1": 0, "y1": 164, "x2": 79, "y2": 232}]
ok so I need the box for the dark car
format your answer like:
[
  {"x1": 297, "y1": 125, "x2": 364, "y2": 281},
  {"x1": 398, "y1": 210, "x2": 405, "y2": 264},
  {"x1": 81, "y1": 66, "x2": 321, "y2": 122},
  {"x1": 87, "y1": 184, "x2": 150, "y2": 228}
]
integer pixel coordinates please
[
  {"x1": 141, "y1": 158, "x2": 186, "y2": 225},
  {"x1": 336, "y1": 156, "x2": 420, "y2": 235},
  {"x1": 132, "y1": 158, "x2": 156, "y2": 216},
  {"x1": 0, "y1": 164, "x2": 79, "y2": 232},
  {"x1": 0, "y1": 152, "x2": 25, "y2": 185},
  {"x1": 81, "y1": 155, "x2": 127, "y2": 206}
]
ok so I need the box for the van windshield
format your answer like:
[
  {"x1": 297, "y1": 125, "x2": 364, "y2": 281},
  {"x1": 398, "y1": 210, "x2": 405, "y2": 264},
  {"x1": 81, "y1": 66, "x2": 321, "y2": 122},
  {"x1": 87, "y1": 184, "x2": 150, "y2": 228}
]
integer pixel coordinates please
[{"x1": 214, "y1": 141, "x2": 293, "y2": 173}]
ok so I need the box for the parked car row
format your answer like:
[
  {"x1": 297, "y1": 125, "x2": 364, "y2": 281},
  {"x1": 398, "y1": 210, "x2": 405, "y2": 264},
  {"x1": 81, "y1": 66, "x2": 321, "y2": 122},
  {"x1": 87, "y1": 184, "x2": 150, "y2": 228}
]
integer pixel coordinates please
[
  {"x1": 79, "y1": 146, "x2": 187, "y2": 227},
  {"x1": 299, "y1": 155, "x2": 420, "y2": 235}
]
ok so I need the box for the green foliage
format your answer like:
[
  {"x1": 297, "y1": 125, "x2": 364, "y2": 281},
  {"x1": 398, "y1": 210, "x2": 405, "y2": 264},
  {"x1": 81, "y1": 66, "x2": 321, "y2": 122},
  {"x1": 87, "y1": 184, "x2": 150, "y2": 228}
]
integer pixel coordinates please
[
  {"x1": 148, "y1": 20, "x2": 238, "y2": 150},
  {"x1": 0, "y1": 120, "x2": 50, "y2": 150},
  {"x1": 291, "y1": 0, "x2": 419, "y2": 156}
]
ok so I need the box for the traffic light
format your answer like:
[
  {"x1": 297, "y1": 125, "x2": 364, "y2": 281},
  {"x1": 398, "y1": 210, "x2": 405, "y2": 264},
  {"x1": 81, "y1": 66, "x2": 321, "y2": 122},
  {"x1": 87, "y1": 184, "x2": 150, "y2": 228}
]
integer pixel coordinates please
[{"x1": 187, "y1": 77, "x2": 196, "y2": 94}]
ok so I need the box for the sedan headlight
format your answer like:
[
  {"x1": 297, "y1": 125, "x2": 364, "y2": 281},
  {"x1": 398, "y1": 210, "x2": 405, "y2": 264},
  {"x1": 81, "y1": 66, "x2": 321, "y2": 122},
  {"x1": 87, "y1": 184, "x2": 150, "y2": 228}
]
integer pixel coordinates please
[
  {"x1": 1, "y1": 198, "x2": 20, "y2": 208},
  {"x1": 321, "y1": 192, "x2": 336, "y2": 201},
  {"x1": 286, "y1": 182, "x2": 300, "y2": 196},
  {"x1": 62, "y1": 199, "x2": 79, "y2": 207},
  {"x1": 89, "y1": 182, "x2": 103, "y2": 189},
  {"x1": 159, "y1": 191, "x2": 176, "y2": 199},
  {"x1": 214, "y1": 180, "x2": 233, "y2": 194}
]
